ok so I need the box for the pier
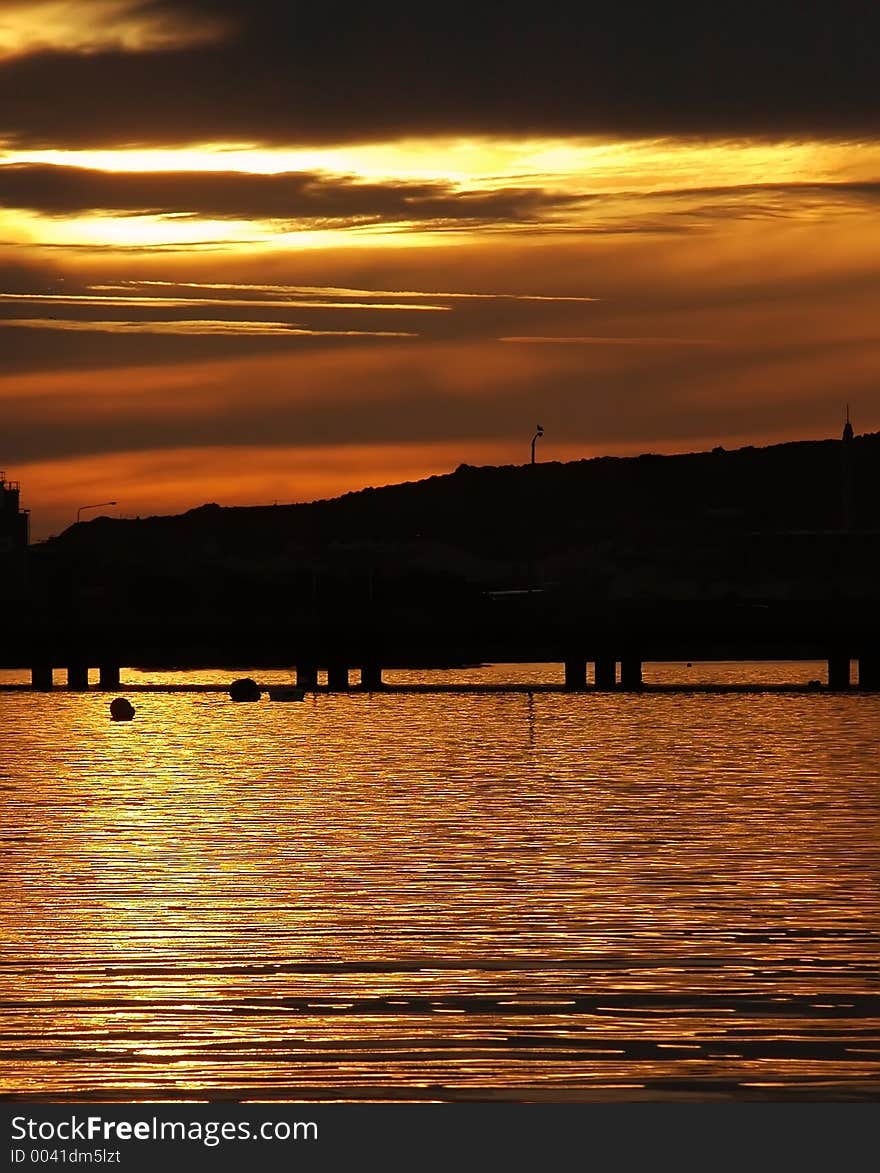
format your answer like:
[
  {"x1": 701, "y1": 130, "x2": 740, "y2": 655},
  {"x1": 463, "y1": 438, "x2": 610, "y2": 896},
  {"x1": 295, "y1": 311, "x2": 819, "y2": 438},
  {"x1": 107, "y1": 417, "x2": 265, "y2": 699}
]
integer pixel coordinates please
[
  {"x1": 5, "y1": 596, "x2": 880, "y2": 692},
  {"x1": 15, "y1": 656, "x2": 880, "y2": 692}
]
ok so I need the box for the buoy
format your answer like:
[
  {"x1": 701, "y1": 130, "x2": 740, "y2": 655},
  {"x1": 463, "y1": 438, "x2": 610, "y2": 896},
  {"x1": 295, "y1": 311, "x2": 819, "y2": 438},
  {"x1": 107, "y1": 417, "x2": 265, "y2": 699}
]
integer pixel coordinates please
[
  {"x1": 229, "y1": 677, "x2": 261, "y2": 702},
  {"x1": 110, "y1": 697, "x2": 135, "y2": 721}
]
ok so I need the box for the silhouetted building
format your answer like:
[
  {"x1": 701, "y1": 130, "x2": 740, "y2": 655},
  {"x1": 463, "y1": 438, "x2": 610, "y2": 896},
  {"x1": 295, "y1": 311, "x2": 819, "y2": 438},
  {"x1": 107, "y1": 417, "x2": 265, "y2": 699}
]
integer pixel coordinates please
[
  {"x1": 0, "y1": 472, "x2": 29, "y2": 552},
  {"x1": 841, "y1": 407, "x2": 854, "y2": 529},
  {"x1": 0, "y1": 473, "x2": 30, "y2": 610}
]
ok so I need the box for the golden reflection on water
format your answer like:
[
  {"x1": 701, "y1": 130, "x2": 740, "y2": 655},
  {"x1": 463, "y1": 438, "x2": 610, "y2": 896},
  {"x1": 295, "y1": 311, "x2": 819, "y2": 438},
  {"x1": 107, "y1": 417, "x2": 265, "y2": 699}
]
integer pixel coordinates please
[{"x1": 1, "y1": 665, "x2": 878, "y2": 1100}]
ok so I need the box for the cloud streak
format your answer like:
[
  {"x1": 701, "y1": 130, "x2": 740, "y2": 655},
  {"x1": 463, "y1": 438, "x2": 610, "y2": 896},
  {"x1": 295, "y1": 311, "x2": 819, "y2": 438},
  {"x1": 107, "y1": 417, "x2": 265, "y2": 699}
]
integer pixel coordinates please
[
  {"x1": 0, "y1": 317, "x2": 418, "y2": 337},
  {"x1": 93, "y1": 280, "x2": 601, "y2": 304},
  {"x1": 0, "y1": 290, "x2": 449, "y2": 311},
  {"x1": 500, "y1": 336, "x2": 723, "y2": 346}
]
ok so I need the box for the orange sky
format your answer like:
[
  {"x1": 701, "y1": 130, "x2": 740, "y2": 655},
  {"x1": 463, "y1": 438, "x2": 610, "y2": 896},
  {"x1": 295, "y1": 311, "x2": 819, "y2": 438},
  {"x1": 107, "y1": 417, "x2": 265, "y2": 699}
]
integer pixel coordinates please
[{"x1": 1, "y1": 3, "x2": 878, "y2": 537}]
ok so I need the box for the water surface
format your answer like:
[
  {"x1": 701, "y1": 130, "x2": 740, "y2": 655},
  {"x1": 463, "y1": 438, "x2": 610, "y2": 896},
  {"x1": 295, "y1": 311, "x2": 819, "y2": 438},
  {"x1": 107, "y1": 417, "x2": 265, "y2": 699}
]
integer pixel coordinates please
[{"x1": 1, "y1": 664, "x2": 878, "y2": 1101}]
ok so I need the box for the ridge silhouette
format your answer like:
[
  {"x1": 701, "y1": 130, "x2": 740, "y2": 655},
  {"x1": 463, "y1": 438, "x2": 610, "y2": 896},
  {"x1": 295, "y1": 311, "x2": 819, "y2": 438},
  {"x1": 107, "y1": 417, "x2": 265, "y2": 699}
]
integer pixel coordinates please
[{"x1": 4, "y1": 433, "x2": 878, "y2": 682}]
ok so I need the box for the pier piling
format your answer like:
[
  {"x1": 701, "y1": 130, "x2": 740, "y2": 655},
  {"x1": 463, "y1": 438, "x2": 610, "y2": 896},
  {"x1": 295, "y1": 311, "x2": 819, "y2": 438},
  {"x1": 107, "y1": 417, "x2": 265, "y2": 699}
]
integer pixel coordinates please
[
  {"x1": 295, "y1": 662, "x2": 318, "y2": 690},
  {"x1": 563, "y1": 659, "x2": 587, "y2": 691},
  {"x1": 858, "y1": 653, "x2": 880, "y2": 691},
  {"x1": 620, "y1": 657, "x2": 643, "y2": 690},
  {"x1": 66, "y1": 663, "x2": 89, "y2": 691},
  {"x1": 828, "y1": 654, "x2": 851, "y2": 690},
  {"x1": 327, "y1": 663, "x2": 350, "y2": 691},
  {"x1": 360, "y1": 662, "x2": 383, "y2": 690},
  {"x1": 31, "y1": 665, "x2": 53, "y2": 691},
  {"x1": 594, "y1": 656, "x2": 616, "y2": 690}
]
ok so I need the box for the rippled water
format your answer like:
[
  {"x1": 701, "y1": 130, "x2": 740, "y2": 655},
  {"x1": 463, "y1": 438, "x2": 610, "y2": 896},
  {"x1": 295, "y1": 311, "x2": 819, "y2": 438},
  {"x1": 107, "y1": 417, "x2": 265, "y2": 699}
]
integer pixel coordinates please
[{"x1": 1, "y1": 663, "x2": 878, "y2": 1101}]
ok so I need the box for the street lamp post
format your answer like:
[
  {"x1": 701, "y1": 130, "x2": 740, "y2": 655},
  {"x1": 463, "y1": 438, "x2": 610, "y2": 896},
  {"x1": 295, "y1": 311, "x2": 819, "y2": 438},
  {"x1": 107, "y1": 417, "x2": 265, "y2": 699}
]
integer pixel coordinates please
[
  {"x1": 527, "y1": 427, "x2": 545, "y2": 593},
  {"x1": 530, "y1": 425, "x2": 544, "y2": 464},
  {"x1": 76, "y1": 501, "x2": 117, "y2": 523}
]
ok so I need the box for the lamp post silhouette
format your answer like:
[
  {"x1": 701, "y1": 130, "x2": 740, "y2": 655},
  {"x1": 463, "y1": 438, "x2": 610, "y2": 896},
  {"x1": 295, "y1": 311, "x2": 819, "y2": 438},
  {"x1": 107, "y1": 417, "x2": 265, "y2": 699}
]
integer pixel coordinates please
[
  {"x1": 76, "y1": 501, "x2": 116, "y2": 523},
  {"x1": 526, "y1": 427, "x2": 544, "y2": 592}
]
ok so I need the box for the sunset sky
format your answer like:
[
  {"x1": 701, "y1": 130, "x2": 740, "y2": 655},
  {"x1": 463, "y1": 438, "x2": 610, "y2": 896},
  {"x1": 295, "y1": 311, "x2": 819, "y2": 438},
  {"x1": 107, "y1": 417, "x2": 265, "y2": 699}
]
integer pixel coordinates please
[{"x1": 1, "y1": 1, "x2": 879, "y2": 537}]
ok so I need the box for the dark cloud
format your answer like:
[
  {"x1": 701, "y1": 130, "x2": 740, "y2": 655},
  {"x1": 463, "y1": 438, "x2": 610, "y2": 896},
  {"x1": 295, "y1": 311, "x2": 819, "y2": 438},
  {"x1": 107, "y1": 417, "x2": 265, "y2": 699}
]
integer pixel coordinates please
[
  {"x1": 1, "y1": 2, "x2": 879, "y2": 147},
  {"x1": 4, "y1": 162, "x2": 878, "y2": 242},
  {"x1": 0, "y1": 163, "x2": 578, "y2": 224},
  {"x1": 0, "y1": 316, "x2": 405, "y2": 376}
]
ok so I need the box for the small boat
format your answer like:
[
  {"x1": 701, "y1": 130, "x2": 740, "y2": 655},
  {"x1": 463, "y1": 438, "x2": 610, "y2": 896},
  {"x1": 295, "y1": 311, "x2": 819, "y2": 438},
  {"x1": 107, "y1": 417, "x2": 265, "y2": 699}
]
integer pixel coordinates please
[{"x1": 268, "y1": 686, "x2": 306, "y2": 702}]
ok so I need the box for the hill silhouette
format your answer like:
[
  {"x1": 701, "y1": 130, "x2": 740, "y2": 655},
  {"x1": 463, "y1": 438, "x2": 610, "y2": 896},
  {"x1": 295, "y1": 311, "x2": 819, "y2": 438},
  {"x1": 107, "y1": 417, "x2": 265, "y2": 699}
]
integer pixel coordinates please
[
  {"x1": 0, "y1": 431, "x2": 877, "y2": 670},
  {"x1": 50, "y1": 432, "x2": 880, "y2": 540},
  {"x1": 11, "y1": 433, "x2": 879, "y2": 669}
]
